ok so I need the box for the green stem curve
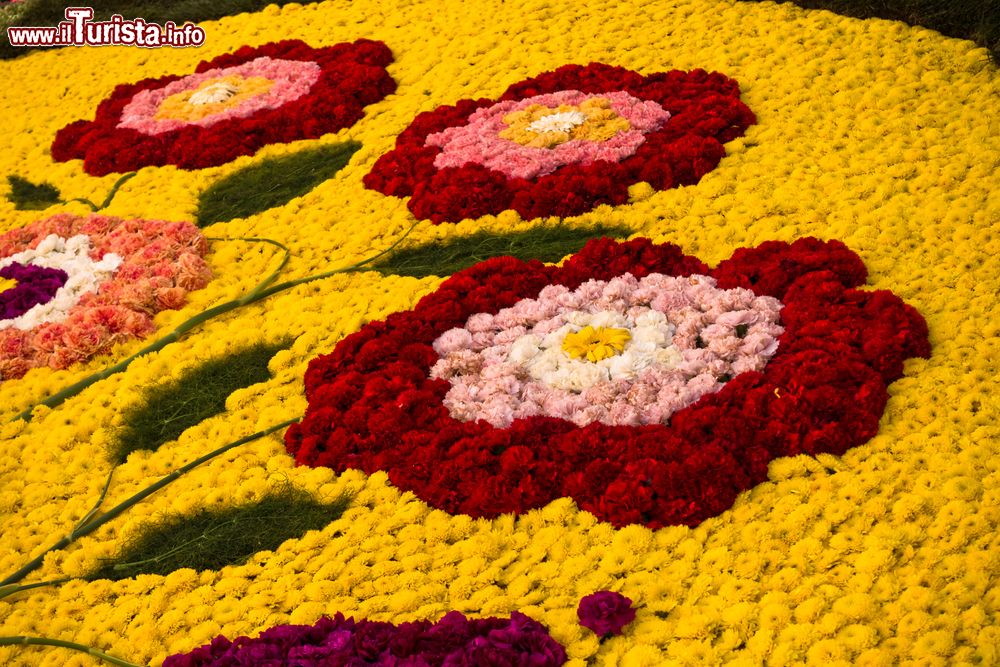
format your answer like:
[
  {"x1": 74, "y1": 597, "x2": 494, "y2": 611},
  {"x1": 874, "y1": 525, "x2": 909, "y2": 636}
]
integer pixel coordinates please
[
  {"x1": 96, "y1": 173, "x2": 137, "y2": 211},
  {"x1": 203, "y1": 236, "x2": 291, "y2": 300},
  {"x1": 0, "y1": 418, "x2": 297, "y2": 587},
  {"x1": 57, "y1": 172, "x2": 137, "y2": 213},
  {"x1": 0, "y1": 577, "x2": 71, "y2": 601},
  {"x1": 0, "y1": 636, "x2": 144, "y2": 667}
]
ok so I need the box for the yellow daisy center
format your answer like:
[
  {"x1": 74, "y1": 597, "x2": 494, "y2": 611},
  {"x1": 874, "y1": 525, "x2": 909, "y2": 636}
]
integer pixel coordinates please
[
  {"x1": 561, "y1": 326, "x2": 632, "y2": 362},
  {"x1": 0, "y1": 276, "x2": 16, "y2": 293},
  {"x1": 499, "y1": 97, "x2": 632, "y2": 148},
  {"x1": 154, "y1": 75, "x2": 276, "y2": 122}
]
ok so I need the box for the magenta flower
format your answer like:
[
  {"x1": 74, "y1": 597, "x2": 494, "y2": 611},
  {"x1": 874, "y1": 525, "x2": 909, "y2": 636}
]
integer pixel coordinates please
[
  {"x1": 577, "y1": 591, "x2": 636, "y2": 637},
  {"x1": 163, "y1": 610, "x2": 567, "y2": 666}
]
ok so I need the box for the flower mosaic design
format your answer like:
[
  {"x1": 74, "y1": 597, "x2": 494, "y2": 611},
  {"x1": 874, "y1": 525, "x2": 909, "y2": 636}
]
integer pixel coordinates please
[
  {"x1": 51, "y1": 39, "x2": 396, "y2": 175},
  {"x1": 364, "y1": 63, "x2": 756, "y2": 222},
  {"x1": 286, "y1": 237, "x2": 930, "y2": 528},
  {"x1": 0, "y1": 213, "x2": 211, "y2": 380},
  {"x1": 1, "y1": 0, "x2": 997, "y2": 661}
]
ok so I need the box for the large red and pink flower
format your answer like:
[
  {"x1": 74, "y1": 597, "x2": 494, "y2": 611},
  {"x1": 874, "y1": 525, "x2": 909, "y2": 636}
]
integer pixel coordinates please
[
  {"x1": 285, "y1": 237, "x2": 929, "y2": 528},
  {"x1": 0, "y1": 213, "x2": 211, "y2": 380},
  {"x1": 363, "y1": 63, "x2": 756, "y2": 223},
  {"x1": 51, "y1": 39, "x2": 396, "y2": 175}
]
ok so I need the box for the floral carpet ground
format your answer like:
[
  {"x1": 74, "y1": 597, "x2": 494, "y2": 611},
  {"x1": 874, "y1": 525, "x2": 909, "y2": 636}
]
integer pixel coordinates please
[{"x1": 0, "y1": 0, "x2": 997, "y2": 665}]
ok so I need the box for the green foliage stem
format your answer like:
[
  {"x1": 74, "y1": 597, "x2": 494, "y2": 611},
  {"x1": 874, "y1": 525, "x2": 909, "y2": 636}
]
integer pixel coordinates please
[
  {"x1": 0, "y1": 578, "x2": 71, "y2": 601},
  {"x1": 195, "y1": 142, "x2": 361, "y2": 226},
  {"x1": 371, "y1": 223, "x2": 633, "y2": 278},
  {"x1": 7, "y1": 172, "x2": 136, "y2": 212},
  {"x1": 89, "y1": 487, "x2": 351, "y2": 579},
  {"x1": 0, "y1": 418, "x2": 298, "y2": 587},
  {"x1": 111, "y1": 340, "x2": 288, "y2": 463},
  {"x1": 0, "y1": 636, "x2": 143, "y2": 667},
  {"x1": 6, "y1": 175, "x2": 61, "y2": 210}
]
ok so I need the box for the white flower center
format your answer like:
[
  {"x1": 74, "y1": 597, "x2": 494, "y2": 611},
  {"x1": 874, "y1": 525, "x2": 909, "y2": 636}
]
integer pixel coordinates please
[
  {"x1": 509, "y1": 310, "x2": 680, "y2": 392},
  {"x1": 527, "y1": 110, "x2": 587, "y2": 134},
  {"x1": 0, "y1": 234, "x2": 123, "y2": 331},
  {"x1": 189, "y1": 82, "x2": 239, "y2": 105},
  {"x1": 430, "y1": 273, "x2": 786, "y2": 428}
]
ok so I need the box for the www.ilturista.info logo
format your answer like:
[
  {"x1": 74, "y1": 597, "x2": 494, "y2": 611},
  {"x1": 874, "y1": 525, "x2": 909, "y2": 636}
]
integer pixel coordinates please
[{"x1": 7, "y1": 7, "x2": 206, "y2": 48}]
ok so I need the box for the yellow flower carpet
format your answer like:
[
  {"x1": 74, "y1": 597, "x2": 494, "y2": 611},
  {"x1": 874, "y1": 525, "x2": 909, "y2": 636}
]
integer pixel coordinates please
[{"x1": 0, "y1": 0, "x2": 997, "y2": 665}]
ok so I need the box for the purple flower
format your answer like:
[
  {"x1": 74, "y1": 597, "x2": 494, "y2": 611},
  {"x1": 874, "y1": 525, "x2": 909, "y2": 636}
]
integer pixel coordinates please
[
  {"x1": 577, "y1": 591, "x2": 636, "y2": 637},
  {"x1": 441, "y1": 612, "x2": 566, "y2": 667},
  {"x1": 163, "y1": 609, "x2": 567, "y2": 666},
  {"x1": 0, "y1": 262, "x2": 68, "y2": 321}
]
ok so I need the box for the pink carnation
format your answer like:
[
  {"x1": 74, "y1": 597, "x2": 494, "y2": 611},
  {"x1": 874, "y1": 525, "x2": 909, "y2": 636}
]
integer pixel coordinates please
[
  {"x1": 0, "y1": 214, "x2": 211, "y2": 380},
  {"x1": 427, "y1": 90, "x2": 671, "y2": 180},
  {"x1": 118, "y1": 57, "x2": 321, "y2": 135},
  {"x1": 431, "y1": 273, "x2": 784, "y2": 428}
]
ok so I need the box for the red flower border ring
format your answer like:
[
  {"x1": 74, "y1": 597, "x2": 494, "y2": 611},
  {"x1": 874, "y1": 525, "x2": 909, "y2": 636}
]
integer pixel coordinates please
[
  {"x1": 363, "y1": 63, "x2": 756, "y2": 223},
  {"x1": 52, "y1": 39, "x2": 395, "y2": 175},
  {"x1": 285, "y1": 238, "x2": 929, "y2": 528}
]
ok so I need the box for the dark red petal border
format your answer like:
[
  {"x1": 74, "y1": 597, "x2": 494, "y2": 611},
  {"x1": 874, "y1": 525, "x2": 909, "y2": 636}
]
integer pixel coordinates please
[
  {"x1": 285, "y1": 238, "x2": 930, "y2": 528},
  {"x1": 363, "y1": 63, "x2": 756, "y2": 223},
  {"x1": 51, "y1": 39, "x2": 395, "y2": 175}
]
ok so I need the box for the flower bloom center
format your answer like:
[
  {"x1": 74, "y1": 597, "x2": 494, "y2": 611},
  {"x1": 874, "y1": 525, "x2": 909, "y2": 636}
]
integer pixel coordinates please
[
  {"x1": 0, "y1": 262, "x2": 70, "y2": 322},
  {"x1": 188, "y1": 81, "x2": 240, "y2": 105},
  {"x1": 431, "y1": 273, "x2": 785, "y2": 428},
  {"x1": 154, "y1": 75, "x2": 276, "y2": 123},
  {"x1": 120, "y1": 57, "x2": 322, "y2": 134},
  {"x1": 561, "y1": 325, "x2": 631, "y2": 362},
  {"x1": 426, "y1": 90, "x2": 669, "y2": 180},
  {"x1": 499, "y1": 97, "x2": 633, "y2": 149},
  {"x1": 0, "y1": 277, "x2": 15, "y2": 293},
  {"x1": 527, "y1": 110, "x2": 587, "y2": 133}
]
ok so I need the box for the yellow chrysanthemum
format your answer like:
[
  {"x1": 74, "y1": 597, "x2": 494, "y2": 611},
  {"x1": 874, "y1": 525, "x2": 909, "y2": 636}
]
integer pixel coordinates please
[{"x1": 561, "y1": 325, "x2": 632, "y2": 362}]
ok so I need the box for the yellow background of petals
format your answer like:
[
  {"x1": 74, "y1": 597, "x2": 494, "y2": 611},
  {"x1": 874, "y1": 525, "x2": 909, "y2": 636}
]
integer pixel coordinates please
[{"x1": 0, "y1": 0, "x2": 998, "y2": 666}]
